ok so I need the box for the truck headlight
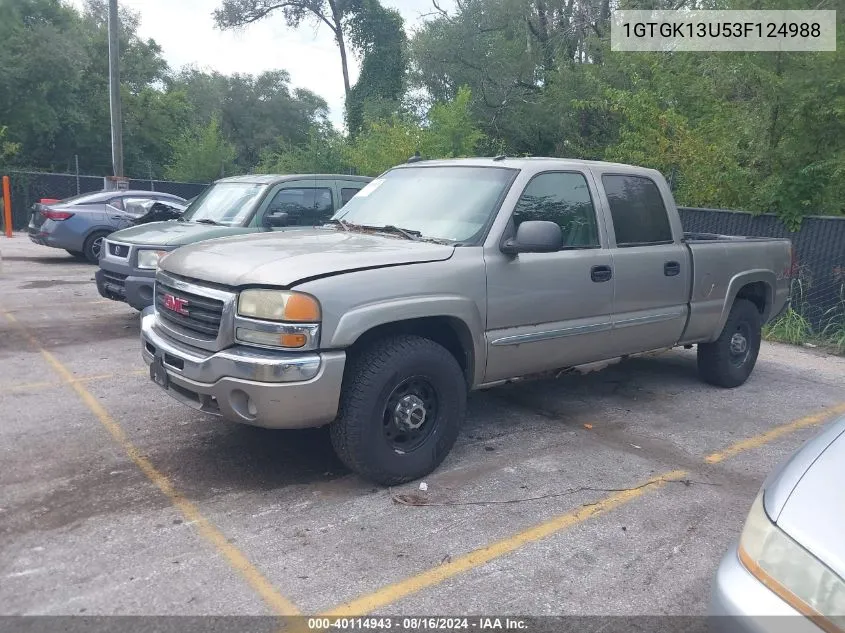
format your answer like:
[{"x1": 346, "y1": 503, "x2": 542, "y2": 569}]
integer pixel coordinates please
[
  {"x1": 739, "y1": 491, "x2": 845, "y2": 627},
  {"x1": 238, "y1": 289, "x2": 321, "y2": 323},
  {"x1": 137, "y1": 249, "x2": 169, "y2": 270}
]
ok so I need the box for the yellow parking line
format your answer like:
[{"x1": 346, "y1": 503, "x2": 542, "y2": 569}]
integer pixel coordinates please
[
  {"x1": 705, "y1": 402, "x2": 845, "y2": 464},
  {"x1": 2, "y1": 310, "x2": 300, "y2": 616},
  {"x1": 324, "y1": 469, "x2": 688, "y2": 616},
  {"x1": 1, "y1": 370, "x2": 147, "y2": 394},
  {"x1": 326, "y1": 402, "x2": 845, "y2": 616}
]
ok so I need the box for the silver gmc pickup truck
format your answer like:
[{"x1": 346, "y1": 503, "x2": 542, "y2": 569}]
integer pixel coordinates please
[{"x1": 140, "y1": 158, "x2": 791, "y2": 485}]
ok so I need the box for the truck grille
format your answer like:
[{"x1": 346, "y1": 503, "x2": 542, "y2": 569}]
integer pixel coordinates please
[
  {"x1": 155, "y1": 280, "x2": 224, "y2": 339},
  {"x1": 108, "y1": 242, "x2": 130, "y2": 258},
  {"x1": 101, "y1": 270, "x2": 127, "y2": 296}
]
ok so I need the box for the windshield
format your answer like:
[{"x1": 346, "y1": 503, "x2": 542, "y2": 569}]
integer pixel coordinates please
[
  {"x1": 181, "y1": 182, "x2": 267, "y2": 226},
  {"x1": 333, "y1": 166, "x2": 516, "y2": 243}
]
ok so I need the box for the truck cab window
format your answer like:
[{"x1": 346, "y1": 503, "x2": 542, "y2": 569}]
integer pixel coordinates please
[
  {"x1": 602, "y1": 175, "x2": 672, "y2": 246},
  {"x1": 341, "y1": 188, "x2": 361, "y2": 207},
  {"x1": 266, "y1": 187, "x2": 333, "y2": 225},
  {"x1": 512, "y1": 172, "x2": 599, "y2": 248}
]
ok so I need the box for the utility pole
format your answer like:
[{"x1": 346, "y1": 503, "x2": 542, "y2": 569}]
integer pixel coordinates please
[{"x1": 108, "y1": 0, "x2": 124, "y2": 179}]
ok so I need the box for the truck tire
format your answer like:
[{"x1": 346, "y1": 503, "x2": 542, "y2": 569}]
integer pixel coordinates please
[
  {"x1": 697, "y1": 299, "x2": 762, "y2": 388},
  {"x1": 330, "y1": 335, "x2": 467, "y2": 486},
  {"x1": 82, "y1": 230, "x2": 109, "y2": 263}
]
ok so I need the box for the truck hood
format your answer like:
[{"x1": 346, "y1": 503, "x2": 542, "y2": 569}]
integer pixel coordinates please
[
  {"x1": 108, "y1": 221, "x2": 253, "y2": 247},
  {"x1": 159, "y1": 228, "x2": 456, "y2": 287}
]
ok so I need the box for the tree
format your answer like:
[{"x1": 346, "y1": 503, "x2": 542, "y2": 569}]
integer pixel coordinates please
[
  {"x1": 344, "y1": 0, "x2": 407, "y2": 135},
  {"x1": 214, "y1": 0, "x2": 358, "y2": 98},
  {"x1": 165, "y1": 116, "x2": 237, "y2": 182}
]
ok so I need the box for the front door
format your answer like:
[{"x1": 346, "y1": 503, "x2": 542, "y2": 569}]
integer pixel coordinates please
[
  {"x1": 484, "y1": 170, "x2": 616, "y2": 383},
  {"x1": 255, "y1": 179, "x2": 337, "y2": 230}
]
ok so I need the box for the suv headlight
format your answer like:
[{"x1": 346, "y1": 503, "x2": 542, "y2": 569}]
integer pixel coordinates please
[
  {"x1": 236, "y1": 290, "x2": 321, "y2": 350},
  {"x1": 739, "y1": 491, "x2": 845, "y2": 627},
  {"x1": 137, "y1": 249, "x2": 169, "y2": 270}
]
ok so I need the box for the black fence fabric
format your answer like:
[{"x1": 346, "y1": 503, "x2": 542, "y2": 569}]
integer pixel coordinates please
[
  {"x1": 4, "y1": 170, "x2": 209, "y2": 230},
  {"x1": 679, "y1": 207, "x2": 845, "y2": 329}
]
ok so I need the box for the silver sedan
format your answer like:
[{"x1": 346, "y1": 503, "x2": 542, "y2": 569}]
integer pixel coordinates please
[
  {"x1": 28, "y1": 190, "x2": 185, "y2": 263},
  {"x1": 711, "y1": 414, "x2": 845, "y2": 632}
]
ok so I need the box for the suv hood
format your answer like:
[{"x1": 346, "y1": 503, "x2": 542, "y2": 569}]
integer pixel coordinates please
[
  {"x1": 774, "y1": 423, "x2": 845, "y2": 580},
  {"x1": 108, "y1": 221, "x2": 253, "y2": 247},
  {"x1": 159, "y1": 228, "x2": 455, "y2": 287}
]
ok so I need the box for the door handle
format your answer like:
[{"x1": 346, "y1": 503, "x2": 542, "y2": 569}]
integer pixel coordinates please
[
  {"x1": 110, "y1": 215, "x2": 124, "y2": 221},
  {"x1": 591, "y1": 265, "x2": 613, "y2": 283},
  {"x1": 664, "y1": 261, "x2": 681, "y2": 277}
]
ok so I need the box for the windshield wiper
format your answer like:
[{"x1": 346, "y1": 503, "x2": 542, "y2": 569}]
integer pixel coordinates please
[
  {"x1": 194, "y1": 218, "x2": 222, "y2": 225},
  {"x1": 326, "y1": 218, "x2": 351, "y2": 231},
  {"x1": 364, "y1": 224, "x2": 422, "y2": 241}
]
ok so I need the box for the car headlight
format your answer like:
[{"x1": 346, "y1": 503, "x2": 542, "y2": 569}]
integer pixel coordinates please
[
  {"x1": 236, "y1": 290, "x2": 321, "y2": 350},
  {"x1": 137, "y1": 249, "x2": 169, "y2": 270},
  {"x1": 739, "y1": 491, "x2": 845, "y2": 628},
  {"x1": 238, "y1": 289, "x2": 321, "y2": 322}
]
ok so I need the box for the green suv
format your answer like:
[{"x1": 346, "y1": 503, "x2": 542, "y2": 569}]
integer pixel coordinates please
[{"x1": 95, "y1": 173, "x2": 371, "y2": 310}]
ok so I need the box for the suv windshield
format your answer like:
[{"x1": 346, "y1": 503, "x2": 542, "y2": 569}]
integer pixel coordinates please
[
  {"x1": 181, "y1": 182, "x2": 267, "y2": 226},
  {"x1": 333, "y1": 166, "x2": 516, "y2": 243}
]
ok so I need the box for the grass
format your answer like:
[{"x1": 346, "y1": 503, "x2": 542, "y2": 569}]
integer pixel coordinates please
[
  {"x1": 762, "y1": 280, "x2": 845, "y2": 355},
  {"x1": 763, "y1": 306, "x2": 814, "y2": 345}
]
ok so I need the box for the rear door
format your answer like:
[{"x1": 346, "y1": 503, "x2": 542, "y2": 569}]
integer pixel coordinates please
[
  {"x1": 597, "y1": 173, "x2": 690, "y2": 354},
  {"x1": 337, "y1": 180, "x2": 365, "y2": 210}
]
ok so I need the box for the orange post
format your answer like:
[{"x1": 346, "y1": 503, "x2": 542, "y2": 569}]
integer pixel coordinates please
[{"x1": 2, "y1": 175, "x2": 12, "y2": 238}]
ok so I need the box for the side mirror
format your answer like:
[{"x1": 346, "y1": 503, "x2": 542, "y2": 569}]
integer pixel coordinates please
[
  {"x1": 501, "y1": 220, "x2": 562, "y2": 255},
  {"x1": 264, "y1": 211, "x2": 289, "y2": 228}
]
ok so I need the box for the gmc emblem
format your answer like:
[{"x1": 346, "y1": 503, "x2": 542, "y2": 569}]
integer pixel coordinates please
[{"x1": 162, "y1": 293, "x2": 189, "y2": 316}]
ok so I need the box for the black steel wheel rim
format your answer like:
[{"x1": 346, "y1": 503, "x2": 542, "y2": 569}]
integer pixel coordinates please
[
  {"x1": 729, "y1": 322, "x2": 752, "y2": 367},
  {"x1": 382, "y1": 376, "x2": 439, "y2": 452}
]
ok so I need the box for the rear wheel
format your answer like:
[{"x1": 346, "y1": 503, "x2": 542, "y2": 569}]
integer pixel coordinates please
[
  {"x1": 330, "y1": 335, "x2": 466, "y2": 486},
  {"x1": 697, "y1": 298, "x2": 762, "y2": 388},
  {"x1": 82, "y1": 231, "x2": 109, "y2": 263},
  {"x1": 65, "y1": 249, "x2": 86, "y2": 260}
]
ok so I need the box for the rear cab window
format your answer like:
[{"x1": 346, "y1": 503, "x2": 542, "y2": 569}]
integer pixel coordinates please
[
  {"x1": 601, "y1": 175, "x2": 673, "y2": 247},
  {"x1": 340, "y1": 187, "x2": 361, "y2": 207}
]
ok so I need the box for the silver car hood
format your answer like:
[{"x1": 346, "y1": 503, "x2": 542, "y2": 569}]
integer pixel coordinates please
[
  {"x1": 159, "y1": 228, "x2": 455, "y2": 287},
  {"x1": 773, "y1": 422, "x2": 845, "y2": 580}
]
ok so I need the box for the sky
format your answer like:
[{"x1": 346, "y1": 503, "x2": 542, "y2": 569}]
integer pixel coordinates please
[{"x1": 68, "y1": 0, "x2": 455, "y2": 127}]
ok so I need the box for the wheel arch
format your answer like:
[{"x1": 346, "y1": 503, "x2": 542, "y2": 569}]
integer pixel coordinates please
[
  {"x1": 330, "y1": 302, "x2": 485, "y2": 388},
  {"x1": 713, "y1": 270, "x2": 776, "y2": 340}
]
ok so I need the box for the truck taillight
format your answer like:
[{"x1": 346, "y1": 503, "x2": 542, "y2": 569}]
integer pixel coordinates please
[{"x1": 41, "y1": 209, "x2": 74, "y2": 221}]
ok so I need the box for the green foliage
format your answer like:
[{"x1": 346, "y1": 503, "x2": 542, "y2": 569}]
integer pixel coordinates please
[
  {"x1": 165, "y1": 117, "x2": 236, "y2": 182},
  {"x1": 259, "y1": 125, "x2": 351, "y2": 174},
  {"x1": 763, "y1": 308, "x2": 814, "y2": 346},
  {"x1": 344, "y1": 0, "x2": 408, "y2": 135},
  {"x1": 0, "y1": 126, "x2": 21, "y2": 167},
  {"x1": 421, "y1": 87, "x2": 484, "y2": 159}
]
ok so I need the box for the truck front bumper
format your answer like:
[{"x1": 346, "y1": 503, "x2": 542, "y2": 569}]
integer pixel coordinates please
[
  {"x1": 140, "y1": 308, "x2": 345, "y2": 429},
  {"x1": 96, "y1": 259, "x2": 156, "y2": 310}
]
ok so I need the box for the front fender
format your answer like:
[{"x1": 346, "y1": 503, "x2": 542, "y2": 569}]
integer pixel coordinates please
[{"x1": 329, "y1": 295, "x2": 486, "y2": 386}]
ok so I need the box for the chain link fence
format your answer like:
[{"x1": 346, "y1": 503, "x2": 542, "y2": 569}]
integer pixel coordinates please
[
  {"x1": 679, "y1": 207, "x2": 845, "y2": 337},
  {"x1": 3, "y1": 170, "x2": 210, "y2": 230}
]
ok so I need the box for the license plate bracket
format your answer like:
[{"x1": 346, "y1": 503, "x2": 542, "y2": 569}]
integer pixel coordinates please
[{"x1": 150, "y1": 356, "x2": 169, "y2": 389}]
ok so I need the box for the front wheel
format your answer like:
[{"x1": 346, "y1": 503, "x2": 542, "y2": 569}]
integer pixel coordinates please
[
  {"x1": 330, "y1": 335, "x2": 467, "y2": 486},
  {"x1": 697, "y1": 299, "x2": 762, "y2": 388}
]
